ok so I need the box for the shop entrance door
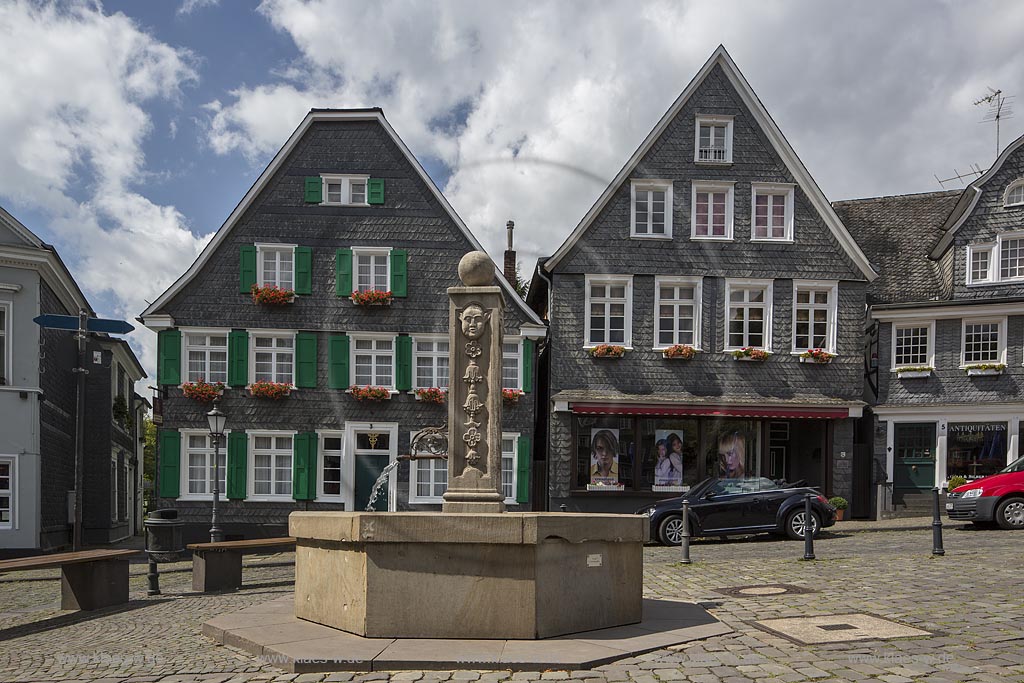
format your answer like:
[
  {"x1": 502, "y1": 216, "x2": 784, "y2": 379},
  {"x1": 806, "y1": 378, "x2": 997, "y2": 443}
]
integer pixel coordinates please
[
  {"x1": 350, "y1": 428, "x2": 395, "y2": 512},
  {"x1": 893, "y1": 423, "x2": 936, "y2": 491}
]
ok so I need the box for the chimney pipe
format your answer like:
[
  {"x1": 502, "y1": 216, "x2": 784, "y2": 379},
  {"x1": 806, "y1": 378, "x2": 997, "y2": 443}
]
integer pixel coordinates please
[{"x1": 503, "y1": 220, "x2": 517, "y2": 286}]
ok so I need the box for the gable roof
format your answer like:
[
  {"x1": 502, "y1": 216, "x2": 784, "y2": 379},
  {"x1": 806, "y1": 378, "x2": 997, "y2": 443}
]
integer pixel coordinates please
[
  {"x1": 833, "y1": 190, "x2": 962, "y2": 305},
  {"x1": 0, "y1": 205, "x2": 45, "y2": 247},
  {"x1": 543, "y1": 46, "x2": 877, "y2": 280},
  {"x1": 929, "y1": 131, "x2": 1024, "y2": 259},
  {"x1": 141, "y1": 109, "x2": 544, "y2": 327}
]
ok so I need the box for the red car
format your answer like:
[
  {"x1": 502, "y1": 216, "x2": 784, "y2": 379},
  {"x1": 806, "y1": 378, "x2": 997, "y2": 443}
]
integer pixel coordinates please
[{"x1": 946, "y1": 455, "x2": 1024, "y2": 529}]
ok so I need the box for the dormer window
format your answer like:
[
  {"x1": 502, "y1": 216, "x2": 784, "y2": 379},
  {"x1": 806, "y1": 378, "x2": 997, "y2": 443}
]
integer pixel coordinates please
[
  {"x1": 694, "y1": 115, "x2": 733, "y2": 164},
  {"x1": 630, "y1": 180, "x2": 673, "y2": 238},
  {"x1": 1004, "y1": 179, "x2": 1024, "y2": 207},
  {"x1": 968, "y1": 232, "x2": 1024, "y2": 285}
]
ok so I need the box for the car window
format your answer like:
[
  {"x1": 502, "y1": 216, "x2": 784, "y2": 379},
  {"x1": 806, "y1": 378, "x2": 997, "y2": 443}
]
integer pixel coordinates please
[
  {"x1": 1001, "y1": 456, "x2": 1024, "y2": 474},
  {"x1": 711, "y1": 478, "x2": 770, "y2": 495}
]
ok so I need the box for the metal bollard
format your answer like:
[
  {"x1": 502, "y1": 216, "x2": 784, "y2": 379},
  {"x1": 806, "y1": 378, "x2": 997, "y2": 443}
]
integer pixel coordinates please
[
  {"x1": 560, "y1": 504, "x2": 568, "y2": 513},
  {"x1": 147, "y1": 558, "x2": 161, "y2": 596},
  {"x1": 802, "y1": 493, "x2": 815, "y2": 561},
  {"x1": 680, "y1": 499, "x2": 692, "y2": 564},
  {"x1": 932, "y1": 487, "x2": 945, "y2": 556}
]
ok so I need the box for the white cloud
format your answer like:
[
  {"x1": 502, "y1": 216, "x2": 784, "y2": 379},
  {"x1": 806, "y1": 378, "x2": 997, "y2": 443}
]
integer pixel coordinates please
[
  {"x1": 0, "y1": 1, "x2": 204, "y2": 395},
  {"x1": 177, "y1": 0, "x2": 219, "y2": 17}
]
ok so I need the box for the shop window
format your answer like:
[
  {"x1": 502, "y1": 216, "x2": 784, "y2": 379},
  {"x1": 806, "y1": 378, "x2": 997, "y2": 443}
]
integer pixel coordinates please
[
  {"x1": 947, "y1": 423, "x2": 1007, "y2": 480},
  {"x1": 0, "y1": 457, "x2": 12, "y2": 528},
  {"x1": 575, "y1": 416, "x2": 635, "y2": 490},
  {"x1": 638, "y1": 418, "x2": 700, "y2": 490},
  {"x1": 702, "y1": 419, "x2": 761, "y2": 480}
]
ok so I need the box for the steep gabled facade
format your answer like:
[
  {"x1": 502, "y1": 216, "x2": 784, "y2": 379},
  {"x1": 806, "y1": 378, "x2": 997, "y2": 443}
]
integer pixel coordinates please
[
  {"x1": 142, "y1": 110, "x2": 545, "y2": 541},
  {"x1": 530, "y1": 47, "x2": 877, "y2": 522}
]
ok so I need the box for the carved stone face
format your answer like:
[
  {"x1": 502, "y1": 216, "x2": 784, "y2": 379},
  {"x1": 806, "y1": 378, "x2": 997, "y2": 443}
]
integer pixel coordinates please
[{"x1": 459, "y1": 304, "x2": 490, "y2": 339}]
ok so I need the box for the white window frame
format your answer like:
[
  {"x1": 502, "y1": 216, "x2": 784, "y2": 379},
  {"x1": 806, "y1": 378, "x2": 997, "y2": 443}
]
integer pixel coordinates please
[
  {"x1": 352, "y1": 246, "x2": 392, "y2": 293},
  {"x1": 502, "y1": 336, "x2": 523, "y2": 391},
  {"x1": 691, "y1": 181, "x2": 735, "y2": 241},
  {"x1": 694, "y1": 115, "x2": 734, "y2": 164},
  {"x1": 408, "y1": 430, "x2": 448, "y2": 504},
  {"x1": 321, "y1": 174, "x2": 370, "y2": 206},
  {"x1": 1004, "y1": 179, "x2": 1024, "y2": 208},
  {"x1": 584, "y1": 275, "x2": 633, "y2": 349},
  {"x1": 317, "y1": 430, "x2": 346, "y2": 502},
  {"x1": 111, "y1": 452, "x2": 119, "y2": 522},
  {"x1": 412, "y1": 334, "x2": 450, "y2": 390},
  {"x1": 791, "y1": 280, "x2": 839, "y2": 354},
  {"x1": 724, "y1": 278, "x2": 773, "y2": 351},
  {"x1": 653, "y1": 277, "x2": 703, "y2": 350},
  {"x1": 891, "y1": 321, "x2": 935, "y2": 370},
  {"x1": 248, "y1": 430, "x2": 297, "y2": 501},
  {"x1": 0, "y1": 454, "x2": 16, "y2": 530},
  {"x1": 750, "y1": 183, "x2": 795, "y2": 242},
  {"x1": 0, "y1": 301, "x2": 10, "y2": 387},
  {"x1": 967, "y1": 244, "x2": 996, "y2": 285},
  {"x1": 630, "y1": 180, "x2": 673, "y2": 239},
  {"x1": 255, "y1": 243, "x2": 296, "y2": 291},
  {"x1": 960, "y1": 317, "x2": 1007, "y2": 367},
  {"x1": 182, "y1": 329, "x2": 229, "y2": 385},
  {"x1": 249, "y1": 332, "x2": 296, "y2": 387},
  {"x1": 350, "y1": 333, "x2": 396, "y2": 390},
  {"x1": 500, "y1": 432, "x2": 520, "y2": 505},
  {"x1": 344, "y1": 422, "x2": 399, "y2": 512},
  {"x1": 178, "y1": 430, "x2": 230, "y2": 501},
  {"x1": 997, "y1": 231, "x2": 1024, "y2": 283}
]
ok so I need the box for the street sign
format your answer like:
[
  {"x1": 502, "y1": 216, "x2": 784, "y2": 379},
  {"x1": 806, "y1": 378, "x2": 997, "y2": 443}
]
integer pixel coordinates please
[
  {"x1": 33, "y1": 314, "x2": 134, "y2": 334},
  {"x1": 32, "y1": 314, "x2": 80, "y2": 331},
  {"x1": 86, "y1": 318, "x2": 135, "y2": 334}
]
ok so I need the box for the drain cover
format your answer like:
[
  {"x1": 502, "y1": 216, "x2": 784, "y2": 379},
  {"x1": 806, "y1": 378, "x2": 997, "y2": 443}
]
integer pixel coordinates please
[
  {"x1": 753, "y1": 613, "x2": 931, "y2": 644},
  {"x1": 715, "y1": 583, "x2": 816, "y2": 597}
]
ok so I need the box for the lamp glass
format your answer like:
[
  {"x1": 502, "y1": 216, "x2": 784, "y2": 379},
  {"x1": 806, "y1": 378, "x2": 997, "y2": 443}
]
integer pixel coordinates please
[{"x1": 206, "y1": 405, "x2": 227, "y2": 436}]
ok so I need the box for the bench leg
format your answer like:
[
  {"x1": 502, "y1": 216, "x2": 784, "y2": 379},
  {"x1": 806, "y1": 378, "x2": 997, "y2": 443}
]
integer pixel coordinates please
[
  {"x1": 192, "y1": 551, "x2": 242, "y2": 592},
  {"x1": 61, "y1": 559, "x2": 130, "y2": 610}
]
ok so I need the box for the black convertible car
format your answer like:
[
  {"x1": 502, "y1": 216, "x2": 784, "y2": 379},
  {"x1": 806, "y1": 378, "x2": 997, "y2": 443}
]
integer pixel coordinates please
[{"x1": 637, "y1": 477, "x2": 836, "y2": 545}]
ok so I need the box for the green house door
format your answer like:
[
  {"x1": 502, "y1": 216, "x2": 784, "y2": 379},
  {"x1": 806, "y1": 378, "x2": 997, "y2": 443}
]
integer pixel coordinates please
[
  {"x1": 352, "y1": 430, "x2": 393, "y2": 511},
  {"x1": 893, "y1": 423, "x2": 936, "y2": 491}
]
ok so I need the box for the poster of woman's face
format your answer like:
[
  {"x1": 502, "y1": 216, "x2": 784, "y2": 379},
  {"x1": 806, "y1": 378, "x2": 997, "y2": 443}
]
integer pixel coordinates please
[
  {"x1": 653, "y1": 430, "x2": 684, "y2": 486},
  {"x1": 590, "y1": 429, "x2": 620, "y2": 484},
  {"x1": 717, "y1": 431, "x2": 747, "y2": 479}
]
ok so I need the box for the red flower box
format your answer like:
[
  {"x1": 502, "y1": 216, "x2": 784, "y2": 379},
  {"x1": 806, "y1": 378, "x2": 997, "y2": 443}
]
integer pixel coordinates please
[
  {"x1": 590, "y1": 344, "x2": 626, "y2": 358},
  {"x1": 181, "y1": 380, "x2": 224, "y2": 403},
  {"x1": 350, "y1": 289, "x2": 393, "y2": 306},
  {"x1": 502, "y1": 388, "x2": 524, "y2": 403},
  {"x1": 800, "y1": 348, "x2": 835, "y2": 364},
  {"x1": 251, "y1": 283, "x2": 294, "y2": 306},
  {"x1": 415, "y1": 387, "x2": 446, "y2": 404},
  {"x1": 663, "y1": 344, "x2": 698, "y2": 359},
  {"x1": 732, "y1": 347, "x2": 771, "y2": 361},
  {"x1": 249, "y1": 380, "x2": 291, "y2": 399},
  {"x1": 350, "y1": 385, "x2": 391, "y2": 401}
]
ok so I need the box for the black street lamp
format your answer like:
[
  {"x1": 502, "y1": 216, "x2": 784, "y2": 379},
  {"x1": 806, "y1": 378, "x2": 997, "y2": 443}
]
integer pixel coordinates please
[{"x1": 206, "y1": 398, "x2": 227, "y2": 543}]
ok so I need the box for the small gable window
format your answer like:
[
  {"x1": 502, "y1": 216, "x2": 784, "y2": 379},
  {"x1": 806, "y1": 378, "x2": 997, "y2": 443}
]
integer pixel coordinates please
[
  {"x1": 692, "y1": 182, "x2": 734, "y2": 240},
  {"x1": 321, "y1": 175, "x2": 369, "y2": 206},
  {"x1": 967, "y1": 244, "x2": 994, "y2": 284},
  {"x1": 751, "y1": 183, "x2": 795, "y2": 241},
  {"x1": 1004, "y1": 179, "x2": 1024, "y2": 207},
  {"x1": 694, "y1": 115, "x2": 733, "y2": 164},
  {"x1": 630, "y1": 180, "x2": 673, "y2": 238}
]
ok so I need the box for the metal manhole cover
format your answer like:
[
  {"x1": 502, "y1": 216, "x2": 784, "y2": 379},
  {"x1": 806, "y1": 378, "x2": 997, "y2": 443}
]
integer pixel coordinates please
[
  {"x1": 715, "y1": 583, "x2": 816, "y2": 597},
  {"x1": 752, "y1": 613, "x2": 932, "y2": 644}
]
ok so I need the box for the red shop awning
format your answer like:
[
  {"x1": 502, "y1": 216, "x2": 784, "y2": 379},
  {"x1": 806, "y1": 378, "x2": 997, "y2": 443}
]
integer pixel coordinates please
[{"x1": 570, "y1": 403, "x2": 852, "y2": 419}]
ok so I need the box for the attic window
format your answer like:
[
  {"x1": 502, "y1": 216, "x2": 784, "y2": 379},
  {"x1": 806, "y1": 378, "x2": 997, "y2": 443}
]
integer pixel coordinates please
[
  {"x1": 1005, "y1": 179, "x2": 1024, "y2": 208},
  {"x1": 322, "y1": 175, "x2": 370, "y2": 206},
  {"x1": 694, "y1": 115, "x2": 733, "y2": 164}
]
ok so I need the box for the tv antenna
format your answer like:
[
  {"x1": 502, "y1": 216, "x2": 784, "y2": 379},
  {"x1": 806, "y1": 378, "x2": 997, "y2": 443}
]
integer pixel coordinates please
[
  {"x1": 934, "y1": 164, "x2": 985, "y2": 189},
  {"x1": 974, "y1": 87, "x2": 1014, "y2": 158}
]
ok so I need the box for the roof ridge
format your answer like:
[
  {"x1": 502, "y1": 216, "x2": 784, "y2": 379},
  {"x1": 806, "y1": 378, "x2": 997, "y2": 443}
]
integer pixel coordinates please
[{"x1": 833, "y1": 189, "x2": 963, "y2": 205}]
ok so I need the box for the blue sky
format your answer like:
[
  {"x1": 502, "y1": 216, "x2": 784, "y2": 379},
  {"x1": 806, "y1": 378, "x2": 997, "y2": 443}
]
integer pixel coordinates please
[{"x1": 1, "y1": 0, "x2": 1022, "y2": 393}]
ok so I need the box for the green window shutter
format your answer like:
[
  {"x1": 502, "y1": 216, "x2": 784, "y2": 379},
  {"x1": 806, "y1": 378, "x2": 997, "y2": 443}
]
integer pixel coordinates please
[
  {"x1": 390, "y1": 249, "x2": 408, "y2": 297},
  {"x1": 367, "y1": 178, "x2": 385, "y2": 205},
  {"x1": 336, "y1": 248, "x2": 353, "y2": 297},
  {"x1": 293, "y1": 432, "x2": 317, "y2": 501},
  {"x1": 158, "y1": 329, "x2": 181, "y2": 386},
  {"x1": 395, "y1": 335, "x2": 412, "y2": 391},
  {"x1": 522, "y1": 338, "x2": 535, "y2": 393},
  {"x1": 296, "y1": 332, "x2": 318, "y2": 388},
  {"x1": 304, "y1": 176, "x2": 322, "y2": 204},
  {"x1": 227, "y1": 431, "x2": 247, "y2": 500},
  {"x1": 158, "y1": 430, "x2": 181, "y2": 499},
  {"x1": 516, "y1": 435, "x2": 531, "y2": 504},
  {"x1": 329, "y1": 334, "x2": 350, "y2": 389},
  {"x1": 228, "y1": 330, "x2": 248, "y2": 387},
  {"x1": 295, "y1": 246, "x2": 312, "y2": 295},
  {"x1": 240, "y1": 245, "x2": 257, "y2": 293}
]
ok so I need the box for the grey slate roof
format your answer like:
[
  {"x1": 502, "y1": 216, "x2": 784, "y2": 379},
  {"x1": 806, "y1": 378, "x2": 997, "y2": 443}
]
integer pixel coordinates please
[{"x1": 832, "y1": 190, "x2": 963, "y2": 305}]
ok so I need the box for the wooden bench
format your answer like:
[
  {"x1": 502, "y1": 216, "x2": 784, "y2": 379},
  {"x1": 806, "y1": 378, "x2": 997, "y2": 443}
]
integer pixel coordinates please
[
  {"x1": 0, "y1": 549, "x2": 140, "y2": 610},
  {"x1": 186, "y1": 537, "x2": 295, "y2": 593}
]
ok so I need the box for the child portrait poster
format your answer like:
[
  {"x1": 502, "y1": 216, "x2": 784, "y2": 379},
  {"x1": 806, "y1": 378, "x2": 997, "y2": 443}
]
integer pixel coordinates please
[
  {"x1": 590, "y1": 428, "x2": 620, "y2": 485},
  {"x1": 653, "y1": 430, "x2": 685, "y2": 486}
]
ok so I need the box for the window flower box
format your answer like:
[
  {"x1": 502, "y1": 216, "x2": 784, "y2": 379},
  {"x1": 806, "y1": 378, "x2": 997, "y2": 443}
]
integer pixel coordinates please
[
  {"x1": 350, "y1": 385, "x2": 391, "y2": 401},
  {"x1": 965, "y1": 363, "x2": 1005, "y2": 377},
  {"x1": 895, "y1": 366, "x2": 933, "y2": 379},
  {"x1": 799, "y1": 348, "x2": 835, "y2": 364},
  {"x1": 663, "y1": 344, "x2": 698, "y2": 360},
  {"x1": 182, "y1": 380, "x2": 225, "y2": 403},
  {"x1": 732, "y1": 347, "x2": 771, "y2": 361},
  {"x1": 350, "y1": 289, "x2": 393, "y2": 306},
  {"x1": 251, "y1": 283, "x2": 295, "y2": 306},
  {"x1": 415, "y1": 387, "x2": 446, "y2": 404},
  {"x1": 590, "y1": 344, "x2": 626, "y2": 359},
  {"x1": 249, "y1": 380, "x2": 291, "y2": 399},
  {"x1": 586, "y1": 483, "x2": 625, "y2": 491},
  {"x1": 502, "y1": 388, "x2": 524, "y2": 404}
]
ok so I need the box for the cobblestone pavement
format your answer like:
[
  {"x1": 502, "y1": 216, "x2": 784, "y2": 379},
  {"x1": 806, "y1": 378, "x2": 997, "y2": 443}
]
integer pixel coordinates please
[{"x1": 1, "y1": 524, "x2": 1022, "y2": 683}]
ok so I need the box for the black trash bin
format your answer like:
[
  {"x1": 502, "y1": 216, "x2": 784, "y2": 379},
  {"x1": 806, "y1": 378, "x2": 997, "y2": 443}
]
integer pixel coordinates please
[{"x1": 145, "y1": 509, "x2": 184, "y2": 563}]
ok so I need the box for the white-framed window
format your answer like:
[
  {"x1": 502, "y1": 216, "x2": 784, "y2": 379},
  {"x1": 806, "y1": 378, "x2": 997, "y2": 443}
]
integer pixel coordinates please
[
  {"x1": 181, "y1": 432, "x2": 227, "y2": 499},
  {"x1": 725, "y1": 279, "x2": 773, "y2": 350},
  {"x1": 409, "y1": 430, "x2": 448, "y2": 504},
  {"x1": 751, "y1": 183, "x2": 795, "y2": 241},
  {"x1": 694, "y1": 115, "x2": 733, "y2": 164},
  {"x1": 584, "y1": 275, "x2": 632, "y2": 347},
  {"x1": 961, "y1": 318, "x2": 1006, "y2": 366},
  {"x1": 352, "y1": 247, "x2": 391, "y2": 293},
  {"x1": 251, "y1": 334, "x2": 294, "y2": 385},
  {"x1": 1004, "y1": 179, "x2": 1024, "y2": 207},
  {"x1": 502, "y1": 337, "x2": 522, "y2": 390},
  {"x1": 500, "y1": 434, "x2": 519, "y2": 503},
  {"x1": 892, "y1": 323, "x2": 934, "y2": 369},
  {"x1": 691, "y1": 182, "x2": 734, "y2": 240},
  {"x1": 185, "y1": 332, "x2": 228, "y2": 384},
  {"x1": 251, "y1": 432, "x2": 294, "y2": 499},
  {"x1": 322, "y1": 174, "x2": 370, "y2": 206},
  {"x1": 630, "y1": 180, "x2": 673, "y2": 238},
  {"x1": 351, "y1": 335, "x2": 394, "y2": 388},
  {"x1": 256, "y1": 244, "x2": 296, "y2": 290},
  {"x1": 111, "y1": 453, "x2": 119, "y2": 522},
  {"x1": 654, "y1": 277, "x2": 702, "y2": 349},
  {"x1": 319, "y1": 432, "x2": 344, "y2": 500},
  {"x1": 413, "y1": 336, "x2": 449, "y2": 390},
  {"x1": 0, "y1": 455, "x2": 15, "y2": 529},
  {"x1": 999, "y1": 233, "x2": 1024, "y2": 281},
  {"x1": 968, "y1": 244, "x2": 995, "y2": 285},
  {"x1": 0, "y1": 302, "x2": 9, "y2": 386},
  {"x1": 792, "y1": 281, "x2": 838, "y2": 353}
]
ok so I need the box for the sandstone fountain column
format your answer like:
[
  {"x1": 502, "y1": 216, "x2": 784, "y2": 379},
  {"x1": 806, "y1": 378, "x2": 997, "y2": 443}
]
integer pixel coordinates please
[{"x1": 443, "y1": 252, "x2": 506, "y2": 513}]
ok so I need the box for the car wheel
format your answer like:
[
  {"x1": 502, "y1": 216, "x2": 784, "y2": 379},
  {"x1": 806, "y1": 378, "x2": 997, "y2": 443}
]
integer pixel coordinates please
[
  {"x1": 995, "y1": 497, "x2": 1024, "y2": 530},
  {"x1": 658, "y1": 515, "x2": 685, "y2": 546},
  {"x1": 785, "y1": 509, "x2": 821, "y2": 540}
]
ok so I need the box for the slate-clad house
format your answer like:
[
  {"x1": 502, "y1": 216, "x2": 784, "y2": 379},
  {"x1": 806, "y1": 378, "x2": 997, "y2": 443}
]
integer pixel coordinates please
[
  {"x1": 141, "y1": 109, "x2": 546, "y2": 541},
  {"x1": 0, "y1": 206, "x2": 147, "y2": 553},
  {"x1": 528, "y1": 47, "x2": 879, "y2": 519},
  {"x1": 837, "y1": 133, "x2": 1024, "y2": 514}
]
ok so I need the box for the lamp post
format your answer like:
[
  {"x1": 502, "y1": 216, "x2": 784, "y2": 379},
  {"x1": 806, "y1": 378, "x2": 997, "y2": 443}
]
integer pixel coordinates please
[{"x1": 206, "y1": 398, "x2": 227, "y2": 543}]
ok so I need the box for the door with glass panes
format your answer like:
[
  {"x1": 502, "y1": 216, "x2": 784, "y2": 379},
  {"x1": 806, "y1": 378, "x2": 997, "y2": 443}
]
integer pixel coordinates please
[{"x1": 351, "y1": 427, "x2": 396, "y2": 511}]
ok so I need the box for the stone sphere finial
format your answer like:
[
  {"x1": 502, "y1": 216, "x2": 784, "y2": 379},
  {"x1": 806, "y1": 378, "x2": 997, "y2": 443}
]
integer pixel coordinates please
[{"x1": 458, "y1": 251, "x2": 494, "y2": 287}]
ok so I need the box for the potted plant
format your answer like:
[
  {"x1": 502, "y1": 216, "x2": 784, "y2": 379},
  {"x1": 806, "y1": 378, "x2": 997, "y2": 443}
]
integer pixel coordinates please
[
  {"x1": 415, "y1": 387, "x2": 446, "y2": 404},
  {"x1": 112, "y1": 394, "x2": 130, "y2": 427},
  {"x1": 502, "y1": 388, "x2": 524, "y2": 403},
  {"x1": 182, "y1": 380, "x2": 225, "y2": 403},
  {"x1": 946, "y1": 475, "x2": 967, "y2": 492},
  {"x1": 350, "y1": 289, "x2": 393, "y2": 306},
  {"x1": 590, "y1": 344, "x2": 626, "y2": 359},
  {"x1": 829, "y1": 496, "x2": 849, "y2": 521},
  {"x1": 800, "y1": 348, "x2": 835, "y2": 364},
  {"x1": 350, "y1": 385, "x2": 391, "y2": 401},
  {"x1": 250, "y1": 283, "x2": 295, "y2": 306},
  {"x1": 663, "y1": 344, "x2": 698, "y2": 360},
  {"x1": 895, "y1": 365, "x2": 933, "y2": 379},
  {"x1": 732, "y1": 347, "x2": 771, "y2": 361},
  {"x1": 964, "y1": 363, "x2": 1005, "y2": 377},
  {"x1": 249, "y1": 380, "x2": 291, "y2": 399}
]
